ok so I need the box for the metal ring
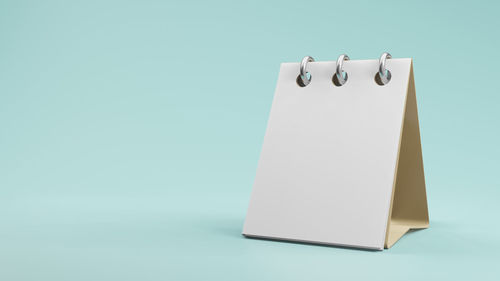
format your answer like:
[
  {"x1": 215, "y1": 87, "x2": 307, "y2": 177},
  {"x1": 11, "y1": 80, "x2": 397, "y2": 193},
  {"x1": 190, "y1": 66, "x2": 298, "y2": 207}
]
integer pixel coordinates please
[
  {"x1": 378, "y1": 52, "x2": 392, "y2": 85},
  {"x1": 299, "y1": 56, "x2": 315, "y2": 86},
  {"x1": 335, "y1": 54, "x2": 350, "y2": 85}
]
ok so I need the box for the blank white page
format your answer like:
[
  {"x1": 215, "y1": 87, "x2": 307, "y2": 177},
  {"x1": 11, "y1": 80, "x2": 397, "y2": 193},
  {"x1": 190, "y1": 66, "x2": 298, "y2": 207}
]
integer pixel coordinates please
[{"x1": 243, "y1": 59, "x2": 411, "y2": 250}]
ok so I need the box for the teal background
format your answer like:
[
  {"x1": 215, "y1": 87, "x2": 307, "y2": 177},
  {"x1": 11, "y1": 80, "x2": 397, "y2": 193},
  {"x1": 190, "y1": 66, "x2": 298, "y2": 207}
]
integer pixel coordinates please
[{"x1": 1, "y1": 0, "x2": 499, "y2": 280}]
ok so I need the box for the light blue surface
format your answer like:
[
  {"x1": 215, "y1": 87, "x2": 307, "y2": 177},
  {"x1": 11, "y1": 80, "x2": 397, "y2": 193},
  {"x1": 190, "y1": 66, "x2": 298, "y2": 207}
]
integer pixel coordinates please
[{"x1": 1, "y1": 0, "x2": 499, "y2": 280}]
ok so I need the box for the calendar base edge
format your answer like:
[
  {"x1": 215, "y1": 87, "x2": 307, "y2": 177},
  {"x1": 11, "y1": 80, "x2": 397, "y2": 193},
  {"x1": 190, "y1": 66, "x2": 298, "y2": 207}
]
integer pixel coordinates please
[
  {"x1": 384, "y1": 220, "x2": 429, "y2": 249},
  {"x1": 242, "y1": 232, "x2": 383, "y2": 251}
]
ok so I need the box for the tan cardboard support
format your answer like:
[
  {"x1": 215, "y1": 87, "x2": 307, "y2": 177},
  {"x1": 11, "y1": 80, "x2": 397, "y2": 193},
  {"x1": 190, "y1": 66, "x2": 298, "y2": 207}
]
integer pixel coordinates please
[{"x1": 385, "y1": 63, "x2": 429, "y2": 248}]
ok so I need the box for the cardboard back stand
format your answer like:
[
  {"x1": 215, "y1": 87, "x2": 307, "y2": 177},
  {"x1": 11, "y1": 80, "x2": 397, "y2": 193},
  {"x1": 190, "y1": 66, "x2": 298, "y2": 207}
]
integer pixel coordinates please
[{"x1": 243, "y1": 54, "x2": 429, "y2": 250}]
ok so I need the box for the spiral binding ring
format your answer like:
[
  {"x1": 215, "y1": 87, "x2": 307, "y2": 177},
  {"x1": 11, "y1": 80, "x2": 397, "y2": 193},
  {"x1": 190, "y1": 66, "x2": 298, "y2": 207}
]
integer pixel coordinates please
[
  {"x1": 335, "y1": 54, "x2": 350, "y2": 86},
  {"x1": 298, "y1": 56, "x2": 315, "y2": 86},
  {"x1": 378, "y1": 52, "x2": 392, "y2": 85}
]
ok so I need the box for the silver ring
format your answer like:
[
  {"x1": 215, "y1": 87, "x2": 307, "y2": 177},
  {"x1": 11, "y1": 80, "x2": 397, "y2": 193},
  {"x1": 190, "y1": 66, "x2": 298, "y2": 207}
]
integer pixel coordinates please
[
  {"x1": 378, "y1": 52, "x2": 392, "y2": 85},
  {"x1": 299, "y1": 56, "x2": 315, "y2": 86},
  {"x1": 335, "y1": 54, "x2": 350, "y2": 85}
]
